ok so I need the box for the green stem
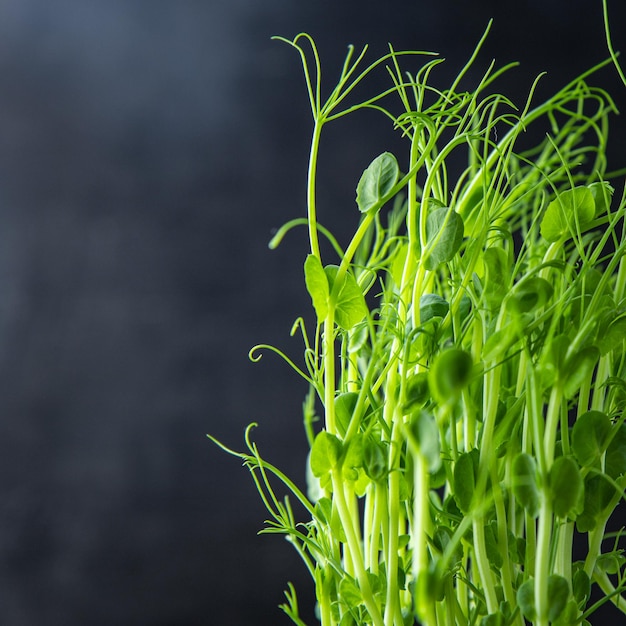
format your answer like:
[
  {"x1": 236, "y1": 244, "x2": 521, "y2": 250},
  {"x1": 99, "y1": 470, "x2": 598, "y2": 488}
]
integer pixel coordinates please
[
  {"x1": 535, "y1": 497, "x2": 554, "y2": 626},
  {"x1": 332, "y1": 472, "x2": 384, "y2": 626},
  {"x1": 307, "y1": 120, "x2": 323, "y2": 259}
]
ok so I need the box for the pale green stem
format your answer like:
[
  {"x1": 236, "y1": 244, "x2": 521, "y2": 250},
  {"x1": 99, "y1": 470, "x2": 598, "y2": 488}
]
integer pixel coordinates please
[
  {"x1": 307, "y1": 121, "x2": 323, "y2": 259},
  {"x1": 535, "y1": 497, "x2": 554, "y2": 626},
  {"x1": 593, "y1": 570, "x2": 626, "y2": 615},
  {"x1": 331, "y1": 472, "x2": 384, "y2": 626}
]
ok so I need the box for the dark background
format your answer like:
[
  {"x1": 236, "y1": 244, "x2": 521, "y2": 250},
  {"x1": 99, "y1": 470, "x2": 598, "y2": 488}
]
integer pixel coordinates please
[{"x1": 0, "y1": 1, "x2": 624, "y2": 625}]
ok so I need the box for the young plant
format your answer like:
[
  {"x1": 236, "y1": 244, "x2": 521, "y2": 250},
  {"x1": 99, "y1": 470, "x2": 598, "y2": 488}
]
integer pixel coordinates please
[{"x1": 210, "y1": 9, "x2": 626, "y2": 626}]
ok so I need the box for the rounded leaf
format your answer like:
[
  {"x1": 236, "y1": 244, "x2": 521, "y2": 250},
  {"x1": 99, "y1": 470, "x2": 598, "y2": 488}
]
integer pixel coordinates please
[
  {"x1": 424, "y1": 206, "x2": 465, "y2": 270},
  {"x1": 550, "y1": 456, "x2": 583, "y2": 519},
  {"x1": 402, "y1": 372, "x2": 430, "y2": 412},
  {"x1": 506, "y1": 276, "x2": 553, "y2": 314},
  {"x1": 540, "y1": 186, "x2": 595, "y2": 242},
  {"x1": 429, "y1": 348, "x2": 473, "y2": 404},
  {"x1": 453, "y1": 449, "x2": 479, "y2": 514},
  {"x1": 517, "y1": 578, "x2": 536, "y2": 621},
  {"x1": 419, "y1": 293, "x2": 449, "y2": 323},
  {"x1": 356, "y1": 152, "x2": 399, "y2": 213},
  {"x1": 547, "y1": 574, "x2": 570, "y2": 622},
  {"x1": 571, "y1": 410, "x2": 611, "y2": 467},
  {"x1": 512, "y1": 453, "x2": 541, "y2": 518},
  {"x1": 310, "y1": 431, "x2": 343, "y2": 477}
]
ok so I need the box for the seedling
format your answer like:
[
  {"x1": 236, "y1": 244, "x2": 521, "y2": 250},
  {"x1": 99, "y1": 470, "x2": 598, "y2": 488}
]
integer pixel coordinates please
[{"x1": 210, "y1": 4, "x2": 626, "y2": 624}]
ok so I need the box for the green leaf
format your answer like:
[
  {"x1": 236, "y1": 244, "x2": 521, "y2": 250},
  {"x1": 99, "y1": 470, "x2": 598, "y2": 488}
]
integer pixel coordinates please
[
  {"x1": 314, "y1": 497, "x2": 333, "y2": 525},
  {"x1": 606, "y1": 423, "x2": 626, "y2": 479},
  {"x1": 304, "y1": 254, "x2": 329, "y2": 321},
  {"x1": 550, "y1": 456, "x2": 584, "y2": 518},
  {"x1": 517, "y1": 578, "x2": 536, "y2": 621},
  {"x1": 588, "y1": 180, "x2": 614, "y2": 216},
  {"x1": 310, "y1": 431, "x2": 343, "y2": 477},
  {"x1": 339, "y1": 576, "x2": 362, "y2": 606},
  {"x1": 517, "y1": 576, "x2": 569, "y2": 623},
  {"x1": 484, "y1": 520, "x2": 503, "y2": 569},
  {"x1": 324, "y1": 265, "x2": 368, "y2": 330},
  {"x1": 506, "y1": 276, "x2": 553, "y2": 314},
  {"x1": 419, "y1": 293, "x2": 449, "y2": 323},
  {"x1": 481, "y1": 613, "x2": 504, "y2": 626},
  {"x1": 482, "y1": 246, "x2": 509, "y2": 309},
  {"x1": 335, "y1": 392, "x2": 359, "y2": 437},
  {"x1": 433, "y1": 527, "x2": 462, "y2": 569},
  {"x1": 356, "y1": 152, "x2": 399, "y2": 213},
  {"x1": 424, "y1": 206, "x2": 465, "y2": 270},
  {"x1": 409, "y1": 410, "x2": 441, "y2": 473},
  {"x1": 561, "y1": 346, "x2": 600, "y2": 399},
  {"x1": 512, "y1": 453, "x2": 541, "y2": 518},
  {"x1": 571, "y1": 410, "x2": 611, "y2": 467},
  {"x1": 572, "y1": 569, "x2": 591, "y2": 606},
  {"x1": 482, "y1": 325, "x2": 521, "y2": 362},
  {"x1": 453, "y1": 449, "x2": 479, "y2": 513},
  {"x1": 540, "y1": 186, "x2": 595, "y2": 242},
  {"x1": 363, "y1": 439, "x2": 387, "y2": 482},
  {"x1": 429, "y1": 348, "x2": 473, "y2": 404},
  {"x1": 342, "y1": 434, "x2": 365, "y2": 482},
  {"x1": 576, "y1": 473, "x2": 615, "y2": 532},
  {"x1": 597, "y1": 312, "x2": 626, "y2": 356},
  {"x1": 547, "y1": 574, "x2": 570, "y2": 622},
  {"x1": 402, "y1": 372, "x2": 430, "y2": 412}
]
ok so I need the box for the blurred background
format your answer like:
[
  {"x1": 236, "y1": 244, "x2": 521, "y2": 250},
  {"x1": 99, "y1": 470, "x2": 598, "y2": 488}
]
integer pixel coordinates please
[{"x1": 0, "y1": 1, "x2": 624, "y2": 624}]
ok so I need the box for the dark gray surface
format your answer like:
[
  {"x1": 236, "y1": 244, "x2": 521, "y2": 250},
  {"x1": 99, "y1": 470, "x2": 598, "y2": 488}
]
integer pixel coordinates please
[{"x1": 0, "y1": 1, "x2": 624, "y2": 624}]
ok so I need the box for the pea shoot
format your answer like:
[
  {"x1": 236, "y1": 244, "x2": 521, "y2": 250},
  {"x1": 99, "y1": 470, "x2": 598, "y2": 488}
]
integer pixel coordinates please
[{"x1": 210, "y1": 6, "x2": 626, "y2": 625}]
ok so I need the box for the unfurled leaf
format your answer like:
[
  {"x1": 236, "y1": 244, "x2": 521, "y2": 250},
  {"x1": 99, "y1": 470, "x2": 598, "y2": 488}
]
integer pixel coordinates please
[
  {"x1": 576, "y1": 473, "x2": 615, "y2": 532},
  {"x1": 571, "y1": 411, "x2": 611, "y2": 467},
  {"x1": 482, "y1": 324, "x2": 520, "y2": 362},
  {"x1": 356, "y1": 152, "x2": 399, "y2": 213},
  {"x1": 588, "y1": 180, "x2": 614, "y2": 216},
  {"x1": 517, "y1": 578, "x2": 536, "y2": 621},
  {"x1": 304, "y1": 254, "x2": 329, "y2": 321},
  {"x1": 339, "y1": 576, "x2": 362, "y2": 606},
  {"x1": 429, "y1": 348, "x2": 473, "y2": 404},
  {"x1": 550, "y1": 456, "x2": 583, "y2": 518},
  {"x1": 453, "y1": 449, "x2": 479, "y2": 513},
  {"x1": 547, "y1": 575, "x2": 570, "y2": 622},
  {"x1": 506, "y1": 276, "x2": 553, "y2": 314},
  {"x1": 419, "y1": 293, "x2": 449, "y2": 323},
  {"x1": 561, "y1": 346, "x2": 600, "y2": 399},
  {"x1": 342, "y1": 434, "x2": 365, "y2": 482},
  {"x1": 310, "y1": 431, "x2": 343, "y2": 477},
  {"x1": 324, "y1": 265, "x2": 368, "y2": 330},
  {"x1": 597, "y1": 312, "x2": 626, "y2": 356},
  {"x1": 335, "y1": 392, "x2": 358, "y2": 437},
  {"x1": 482, "y1": 246, "x2": 509, "y2": 308},
  {"x1": 606, "y1": 423, "x2": 626, "y2": 479},
  {"x1": 402, "y1": 372, "x2": 430, "y2": 412},
  {"x1": 481, "y1": 613, "x2": 504, "y2": 626},
  {"x1": 512, "y1": 453, "x2": 541, "y2": 518},
  {"x1": 424, "y1": 206, "x2": 465, "y2": 270},
  {"x1": 572, "y1": 569, "x2": 591, "y2": 606},
  {"x1": 484, "y1": 520, "x2": 503, "y2": 569},
  {"x1": 540, "y1": 186, "x2": 595, "y2": 242},
  {"x1": 363, "y1": 439, "x2": 387, "y2": 482}
]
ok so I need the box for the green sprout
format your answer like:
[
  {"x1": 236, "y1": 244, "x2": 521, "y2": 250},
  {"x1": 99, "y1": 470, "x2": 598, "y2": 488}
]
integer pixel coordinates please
[{"x1": 210, "y1": 4, "x2": 626, "y2": 625}]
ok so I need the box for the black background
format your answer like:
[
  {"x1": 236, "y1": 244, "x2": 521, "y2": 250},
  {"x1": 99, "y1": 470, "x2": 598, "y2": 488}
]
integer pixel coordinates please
[{"x1": 0, "y1": 1, "x2": 625, "y2": 625}]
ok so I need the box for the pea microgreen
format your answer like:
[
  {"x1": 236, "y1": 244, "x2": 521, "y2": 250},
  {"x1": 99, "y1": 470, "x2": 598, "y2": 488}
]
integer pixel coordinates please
[{"x1": 210, "y1": 4, "x2": 626, "y2": 624}]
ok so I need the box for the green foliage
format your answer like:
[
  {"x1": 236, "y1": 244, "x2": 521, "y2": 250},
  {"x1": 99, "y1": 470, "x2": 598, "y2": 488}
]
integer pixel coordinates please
[
  {"x1": 512, "y1": 452, "x2": 541, "y2": 518},
  {"x1": 356, "y1": 152, "x2": 400, "y2": 213},
  {"x1": 540, "y1": 186, "x2": 595, "y2": 242},
  {"x1": 211, "y1": 12, "x2": 626, "y2": 626}
]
